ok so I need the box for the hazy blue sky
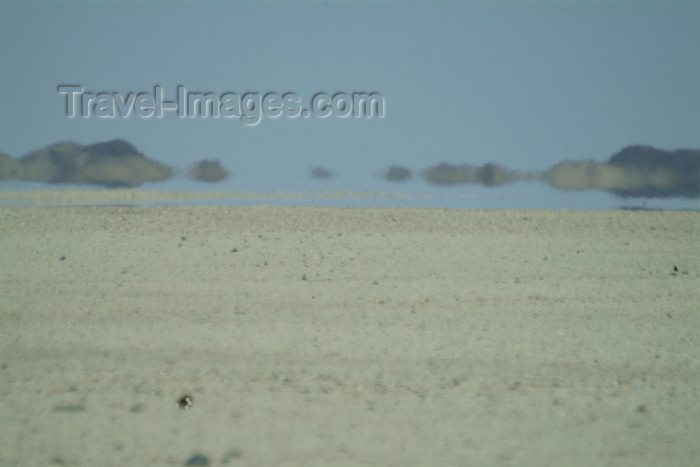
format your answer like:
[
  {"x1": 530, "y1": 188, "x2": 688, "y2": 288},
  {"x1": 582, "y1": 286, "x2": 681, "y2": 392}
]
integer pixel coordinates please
[{"x1": 1, "y1": 0, "x2": 698, "y2": 208}]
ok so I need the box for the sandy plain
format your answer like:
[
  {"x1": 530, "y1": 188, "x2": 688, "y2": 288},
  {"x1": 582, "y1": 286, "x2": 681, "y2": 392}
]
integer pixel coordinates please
[{"x1": 0, "y1": 202, "x2": 698, "y2": 466}]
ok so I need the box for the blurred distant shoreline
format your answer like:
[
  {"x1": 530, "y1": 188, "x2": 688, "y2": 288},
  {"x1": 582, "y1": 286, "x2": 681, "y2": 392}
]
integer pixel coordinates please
[
  {"x1": 0, "y1": 188, "x2": 698, "y2": 211},
  {"x1": 2, "y1": 140, "x2": 699, "y2": 201}
]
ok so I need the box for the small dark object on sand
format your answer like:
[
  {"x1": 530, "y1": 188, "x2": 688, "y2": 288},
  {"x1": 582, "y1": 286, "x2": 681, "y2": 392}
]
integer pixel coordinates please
[
  {"x1": 53, "y1": 404, "x2": 85, "y2": 412},
  {"x1": 177, "y1": 393, "x2": 193, "y2": 410},
  {"x1": 185, "y1": 453, "x2": 210, "y2": 466}
]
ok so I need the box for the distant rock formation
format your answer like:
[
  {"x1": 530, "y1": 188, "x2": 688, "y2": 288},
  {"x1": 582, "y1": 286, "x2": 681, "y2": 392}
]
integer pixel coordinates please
[
  {"x1": 0, "y1": 139, "x2": 172, "y2": 187},
  {"x1": 382, "y1": 165, "x2": 412, "y2": 182},
  {"x1": 2, "y1": 140, "x2": 697, "y2": 198},
  {"x1": 310, "y1": 166, "x2": 334, "y2": 180},
  {"x1": 0, "y1": 152, "x2": 20, "y2": 181},
  {"x1": 547, "y1": 145, "x2": 700, "y2": 198},
  {"x1": 422, "y1": 162, "x2": 522, "y2": 186},
  {"x1": 189, "y1": 159, "x2": 229, "y2": 182}
]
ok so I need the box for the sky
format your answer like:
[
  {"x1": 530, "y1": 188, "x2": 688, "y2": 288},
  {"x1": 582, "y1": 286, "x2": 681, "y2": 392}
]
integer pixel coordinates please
[{"x1": 1, "y1": 0, "x2": 699, "y2": 209}]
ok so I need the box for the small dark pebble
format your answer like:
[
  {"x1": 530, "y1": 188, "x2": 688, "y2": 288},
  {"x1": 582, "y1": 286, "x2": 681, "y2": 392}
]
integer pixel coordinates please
[
  {"x1": 177, "y1": 393, "x2": 193, "y2": 410},
  {"x1": 53, "y1": 404, "x2": 85, "y2": 412},
  {"x1": 59, "y1": 256, "x2": 66, "y2": 261},
  {"x1": 231, "y1": 248, "x2": 238, "y2": 253},
  {"x1": 182, "y1": 236, "x2": 186, "y2": 241},
  {"x1": 673, "y1": 265, "x2": 678, "y2": 272},
  {"x1": 185, "y1": 454, "x2": 210, "y2": 466},
  {"x1": 637, "y1": 404, "x2": 646, "y2": 413}
]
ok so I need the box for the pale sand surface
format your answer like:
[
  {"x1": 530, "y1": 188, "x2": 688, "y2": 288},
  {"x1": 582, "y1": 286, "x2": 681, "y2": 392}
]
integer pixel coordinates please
[
  {"x1": 0, "y1": 189, "x2": 433, "y2": 207},
  {"x1": 1, "y1": 206, "x2": 698, "y2": 466}
]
